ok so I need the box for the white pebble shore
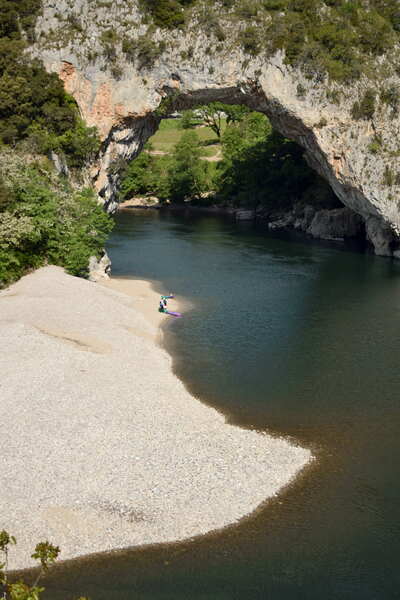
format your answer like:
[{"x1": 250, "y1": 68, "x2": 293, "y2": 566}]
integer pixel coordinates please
[{"x1": 0, "y1": 266, "x2": 311, "y2": 570}]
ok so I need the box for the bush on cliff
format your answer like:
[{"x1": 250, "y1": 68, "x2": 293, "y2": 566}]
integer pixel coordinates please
[
  {"x1": 0, "y1": 0, "x2": 100, "y2": 168},
  {"x1": 351, "y1": 88, "x2": 376, "y2": 120},
  {"x1": 138, "y1": 0, "x2": 400, "y2": 82},
  {"x1": 140, "y1": 0, "x2": 194, "y2": 28},
  {"x1": 0, "y1": 151, "x2": 113, "y2": 288}
]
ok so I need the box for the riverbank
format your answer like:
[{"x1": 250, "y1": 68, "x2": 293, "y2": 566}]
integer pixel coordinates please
[{"x1": 0, "y1": 266, "x2": 311, "y2": 571}]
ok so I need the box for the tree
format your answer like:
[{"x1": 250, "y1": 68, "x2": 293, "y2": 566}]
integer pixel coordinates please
[
  {"x1": 224, "y1": 104, "x2": 251, "y2": 125},
  {"x1": 197, "y1": 103, "x2": 251, "y2": 138},
  {"x1": 180, "y1": 110, "x2": 195, "y2": 129},
  {"x1": 197, "y1": 102, "x2": 225, "y2": 139},
  {"x1": 0, "y1": 150, "x2": 113, "y2": 287},
  {"x1": 168, "y1": 131, "x2": 208, "y2": 202},
  {"x1": 119, "y1": 151, "x2": 172, "y2": 202},
  {"x1": 215, "y1": 112, "x2": 326, "y2": 209}
]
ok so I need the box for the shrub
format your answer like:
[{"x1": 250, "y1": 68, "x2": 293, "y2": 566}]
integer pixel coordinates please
[
  {"x1": 118, "y1": 144, "x2": 173, "y2": 202},
  {"x1": 351, "y1": 88, "x2": 376, "y2": 120},
  {"x1": 180, "y1": 110, "x2": 195, "y2": 129},
  {"x1": 140, "y1": 0, "x2": 187, "y2": 28},
  {"x1": 135, "y1": 0, "x2": 399, "y2": 83},
  {"x1": 262, "y1": 0, "x2": 286, "y2": 9},
  {"x1": 296, "y1": 83, "x2": 306, "y2": 98},
  {"x1": 0, "y1": 151, "x2": 113, "y2": 287},
  {"x1": 380, "y1": 85, "x2": 400, "y2": 113},
  {"x1": 111, "y1": 64, "x2": 124, "y2": 79},
  {"x1": 168, "y1": 131, "x2": 208, "y2": 202},
  {"x1": 236, "y1": 1, "x2": 258, "y2": 19},
  {"x1": 0, "y1": 2, "x2": 99, "y2": 169},
  {"x1": 368, "y1": 140, "x2": 381, "y2": 154},
  {"x1": 0, "y1": 529, "x2": 89, "y2": 600},
  {"x1": 100, "y1": 28, "x2": 118, "y2": 61},
  {"x1": 383, "y1": 165, "x2": 394, "y2": 186},
  {"x1": 123, "y1": 36, "x2": 166, "y2": 68},
  {"x1": 26, "y1": 119, "x2": 101, "y2": 169},
  {"x1": 316, "y1": 117, "x2": 327, "y2": 128},
  {"x1": 238, "y1": 26, "x2": 260, "y2": 55}
]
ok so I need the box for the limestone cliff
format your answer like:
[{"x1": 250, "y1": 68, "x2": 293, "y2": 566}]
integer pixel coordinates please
[{"x1": 33, "y1": 0, "x2": 400, "y2": 256}]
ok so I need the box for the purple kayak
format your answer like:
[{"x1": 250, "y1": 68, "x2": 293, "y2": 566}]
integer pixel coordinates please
[{"x1": 165, "y1": 310, "x2": 182, "y2": 318}]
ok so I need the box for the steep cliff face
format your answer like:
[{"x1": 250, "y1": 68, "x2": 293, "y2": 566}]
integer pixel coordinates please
[{"x1": 33, "y1": 0, "x2": 400, "y2": 256}]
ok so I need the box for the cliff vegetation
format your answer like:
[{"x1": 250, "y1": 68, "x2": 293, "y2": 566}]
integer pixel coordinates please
[
  {"x1": 136, "y1": 0, "x2": 400, "y2": 82},
  {"x1": 0, "y1": 150, "x2": 113, "y2": 288},
  {"x1": 0, "y1": 0, "x2": 113, "y2": 288}
]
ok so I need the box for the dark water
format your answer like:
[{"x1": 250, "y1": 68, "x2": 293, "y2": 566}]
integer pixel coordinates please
[{"x1": 44, "y1": 210, "x2": 400, "y2": 599}]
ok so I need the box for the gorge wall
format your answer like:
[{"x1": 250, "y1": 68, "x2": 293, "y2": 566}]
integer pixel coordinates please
[{"x1": 33, "y1": 0, "x2": 400, "y2": 256}]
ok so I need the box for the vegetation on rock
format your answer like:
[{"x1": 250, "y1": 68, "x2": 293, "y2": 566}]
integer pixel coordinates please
[
  {"x1": 0, "y1": 0, "x2": 100, "y2": 168},
  {"x1": 0, "y1": 0, "x2": 112, "y2": 289},
  {"x1": 0, "y1": 150, "x2": 113, "y2": 288},
  {"x1": 138, "y1": 0, "x2": 400, "y2": 82}
]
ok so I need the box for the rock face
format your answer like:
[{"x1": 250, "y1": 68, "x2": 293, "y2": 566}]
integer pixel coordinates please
[
  {"x1": 88, "y1": 251, "x2": 111, "y2": 282},
  {"x1": 308, "y1": 207, "x2": 364, "y2": 241},
  {"x1": 33, "y1": 0, "x2": 400, "y2": 256},
  {"x1": 236, "y1": 209, "x2": 255, "y2": 221},
  {"x1": 118, "y1": 196, "x2": 161, "y2": 209}
]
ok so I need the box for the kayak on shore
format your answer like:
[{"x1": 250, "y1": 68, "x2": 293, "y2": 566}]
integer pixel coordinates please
[{"x1": 158, "y1": 294, "x2": 182, "y2": 317}]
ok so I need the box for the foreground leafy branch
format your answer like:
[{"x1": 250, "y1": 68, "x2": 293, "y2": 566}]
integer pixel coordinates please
[{"x1": 0, "y1": 531, "x2": 88, "y2": 600}]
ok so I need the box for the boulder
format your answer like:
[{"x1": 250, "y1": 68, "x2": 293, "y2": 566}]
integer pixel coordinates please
[
  {"x1": 88, "y1": 251, "x2": 111, "y2": 282},
  {"x1": 308, "y1": 207, "x2": 364, "y2": 240},
  {"x1": 365, "y1": 216, "x2": 395, "y2": 257},
  {"x1": 118, "y1": 196, "x2": 160, "y2": 209},
  {"x1": 268, "y1": 212, "x2": 294, "y2": 231},
  {"x1": 236, "y1": 210, "x2": 255, "y2": 221}
]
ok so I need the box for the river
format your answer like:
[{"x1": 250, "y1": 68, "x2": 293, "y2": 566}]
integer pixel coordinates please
[{"x1": 44, "y1": 209, "x2": 400, "y2": 599}]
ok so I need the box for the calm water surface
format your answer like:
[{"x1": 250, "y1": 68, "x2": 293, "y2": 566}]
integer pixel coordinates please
[{"x1": 44, "y1": 210, "x2": 400, "y2": 599}]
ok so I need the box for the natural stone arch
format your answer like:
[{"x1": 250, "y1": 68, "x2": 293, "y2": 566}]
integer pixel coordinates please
[{"x1": 34, "y1": 0, "x2": 400, "y2": 256}]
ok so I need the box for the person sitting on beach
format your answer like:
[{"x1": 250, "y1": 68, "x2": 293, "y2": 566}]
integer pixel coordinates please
[
  {"x1": 163, "y1": 297, "x2": 168, "y2": 308},
  {"x1": 159, "y1": 300, "x2": 165, "y2": 313}
]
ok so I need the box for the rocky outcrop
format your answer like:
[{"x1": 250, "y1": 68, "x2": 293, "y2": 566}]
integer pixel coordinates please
[
  {"x1": 33, "y1": 0, "x2": 400, "y2": 256},
  {"x1": 365, "y1": 215, "x2": 397, "y2": 257},
  {"x1": 308, "y1": 207, "x2": 364, "y2": 241},
  {"x1": 118, "y1": 196, "x2": 161, "y2": 209},
  {"x1": 236, "y1": 209, "x2": 255, "y2": 221},
  {"x1": 88, "y1": 251, "x2": 111, "y2": 282},
  {"x1": 265, "y1": 203, "x2": 366, "y2": 242}
]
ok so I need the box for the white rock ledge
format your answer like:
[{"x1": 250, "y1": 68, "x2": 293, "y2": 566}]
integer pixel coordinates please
[{"x1": 0, "y1": 266, "x2": 311, "y2": 571}]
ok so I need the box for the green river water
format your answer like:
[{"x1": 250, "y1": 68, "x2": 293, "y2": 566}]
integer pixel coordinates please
[{"x1": 44, "y1": 209, "x2": 400, "y2": 600}]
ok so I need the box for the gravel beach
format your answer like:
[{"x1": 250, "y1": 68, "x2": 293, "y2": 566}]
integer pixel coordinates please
[{"x1": 0, "y1": 266, "x2": 311, "y2": 570}]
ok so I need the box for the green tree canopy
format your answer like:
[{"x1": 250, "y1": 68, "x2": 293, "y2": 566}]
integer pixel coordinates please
[{"x1": 168, "y1": 131, "x2": 208, "y2": 202}]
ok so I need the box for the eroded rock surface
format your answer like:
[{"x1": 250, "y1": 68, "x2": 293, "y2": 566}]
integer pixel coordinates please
[
  {"x1": 33, "y1": 0, "x2": 400, "y2": 255},
  {"x1": 308, "y1": 207, "x2": 364, "y2": 241}
]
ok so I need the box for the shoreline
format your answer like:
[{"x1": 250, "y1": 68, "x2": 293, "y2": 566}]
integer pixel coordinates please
[
  {"x1": 0, "y1": 266, "x2": 312, "y2": 571},
  {"x1": 99, "y1": 275, "x2": 188, "y2": 340}
]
